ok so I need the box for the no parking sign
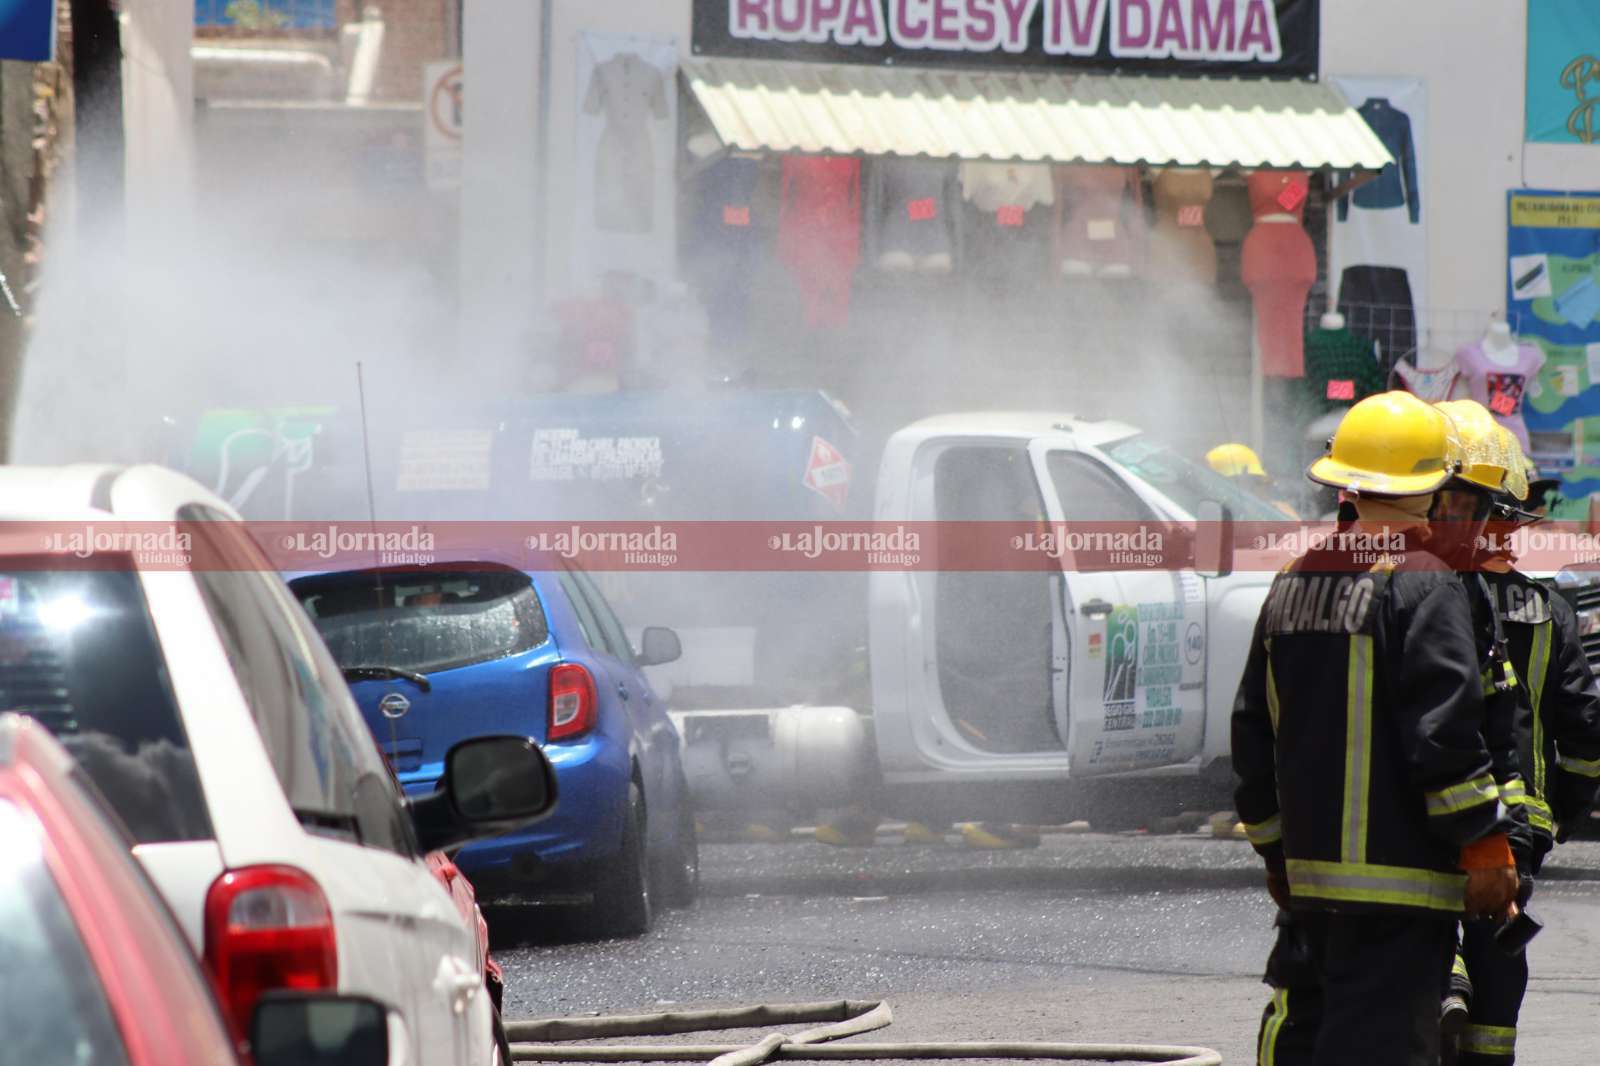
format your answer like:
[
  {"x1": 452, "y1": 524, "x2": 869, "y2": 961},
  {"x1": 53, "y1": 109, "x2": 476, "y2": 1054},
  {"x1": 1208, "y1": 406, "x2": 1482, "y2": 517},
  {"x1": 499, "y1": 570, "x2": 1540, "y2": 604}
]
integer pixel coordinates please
[{"x1": 423, "y1": 60, "x2": 462, "y2": 192}]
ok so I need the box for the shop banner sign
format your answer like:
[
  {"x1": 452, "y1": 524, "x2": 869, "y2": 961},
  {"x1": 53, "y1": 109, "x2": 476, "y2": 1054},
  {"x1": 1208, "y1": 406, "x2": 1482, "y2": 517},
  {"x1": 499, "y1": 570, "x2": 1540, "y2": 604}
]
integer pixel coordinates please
[
  {"x1": 694, "y1": 0, "x2": 1318, "y2": 78},
  {"x1": 1508, "y1": 190, "x2": 1600, "y2": 513},
  {"x1": 1527, "y1": 0, "x2": 1600, "y2": 144}
]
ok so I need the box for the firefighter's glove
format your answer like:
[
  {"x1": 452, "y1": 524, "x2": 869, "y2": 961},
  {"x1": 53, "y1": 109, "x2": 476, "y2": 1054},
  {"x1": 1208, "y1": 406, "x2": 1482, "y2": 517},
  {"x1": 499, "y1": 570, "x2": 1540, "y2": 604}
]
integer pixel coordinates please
[
  {"x1": 1461, "y1": 833, "x2": 1519, "y2": 920},
  {"x1": 1265, "y1": 863, "x2": 1291, "y2": 910}
]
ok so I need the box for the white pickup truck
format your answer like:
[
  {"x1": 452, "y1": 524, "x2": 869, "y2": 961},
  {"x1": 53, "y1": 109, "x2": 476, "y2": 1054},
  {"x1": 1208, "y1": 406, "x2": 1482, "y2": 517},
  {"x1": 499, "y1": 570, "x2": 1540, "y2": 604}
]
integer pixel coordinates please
[{"x1": 674, "y1": 412, "x2": 1285, "y2": 827}]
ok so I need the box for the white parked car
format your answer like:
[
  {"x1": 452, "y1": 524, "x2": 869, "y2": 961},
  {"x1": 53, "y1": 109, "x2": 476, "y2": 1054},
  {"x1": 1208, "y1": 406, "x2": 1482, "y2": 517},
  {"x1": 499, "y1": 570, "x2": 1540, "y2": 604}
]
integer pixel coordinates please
[{"x1": 0, "y1": 464, "x2": 553, "y2": 1065}]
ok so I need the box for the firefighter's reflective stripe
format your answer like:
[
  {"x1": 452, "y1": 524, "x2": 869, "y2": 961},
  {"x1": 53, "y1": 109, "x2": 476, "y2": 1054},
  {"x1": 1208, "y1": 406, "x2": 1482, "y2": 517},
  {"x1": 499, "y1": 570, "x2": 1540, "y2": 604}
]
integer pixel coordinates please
[
  {"x1": 1452, "y1": 953, "x2": 1470, "y2": 983},
  {"x1": 1557, "y1": 751, "x2": 1600, "y2": 778},
  {"x1": 1527, "y1": 794, "x2": 1556, "y2": 833},
  {"x1": 1461, "y1": 1023, "x2": 1516, "y2": 1057},
  {"x1": 1481, "y1": 660, "x2": 1519, "y2": 695},
  {"x1": 1258, "y1": 988, "x2": 1289, "y2": 1066},
  {"x1": 1285, "y1": 858, "x2": 1466, "y2": 912},
  {"x1": 1529, "y1": 619, "x2": 1553, "y2": 799},
  {"x1": 1423, "y1": 774, "x2": 1500, "y2": 817},
  {"x1": 1245, "y1": 814, "x2": 1282, "y2": 847},
  {"x1": 1499, "y1": 778, "x2": 1527, "y2": 805},
  {"x1": 1343, "y1": 634, "x2": 1374, "y2": 862}
]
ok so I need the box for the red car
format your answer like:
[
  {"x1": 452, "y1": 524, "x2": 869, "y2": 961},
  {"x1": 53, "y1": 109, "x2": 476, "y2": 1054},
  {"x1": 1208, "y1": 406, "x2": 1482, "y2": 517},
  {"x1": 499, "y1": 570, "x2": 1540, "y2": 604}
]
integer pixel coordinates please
[
  {"x1": 0, "y1": 712, "x2": 391, "y2": 1066},
  {"x1": 428, "y1": 849, "x2": 511, "y2": 1059}
]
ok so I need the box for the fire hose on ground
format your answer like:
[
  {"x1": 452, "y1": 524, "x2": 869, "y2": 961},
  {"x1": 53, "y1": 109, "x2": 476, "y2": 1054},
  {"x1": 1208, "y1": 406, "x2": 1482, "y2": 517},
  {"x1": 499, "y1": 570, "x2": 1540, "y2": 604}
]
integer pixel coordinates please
[{"x1": 505, "y1": 998, "x2": 1222, "y2": 1066}]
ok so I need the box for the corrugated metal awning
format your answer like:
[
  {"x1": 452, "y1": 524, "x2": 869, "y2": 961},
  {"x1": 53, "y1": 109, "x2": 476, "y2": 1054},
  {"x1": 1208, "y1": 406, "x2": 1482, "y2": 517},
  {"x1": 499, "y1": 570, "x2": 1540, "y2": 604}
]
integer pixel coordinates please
[{"x1": 683, "y1": 59, "x2": 1392, "y2": 172}]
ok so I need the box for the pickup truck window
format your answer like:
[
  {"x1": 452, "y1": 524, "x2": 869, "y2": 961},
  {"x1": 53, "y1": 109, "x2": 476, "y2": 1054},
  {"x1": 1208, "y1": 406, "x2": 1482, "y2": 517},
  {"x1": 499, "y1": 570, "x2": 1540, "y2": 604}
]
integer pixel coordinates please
[
  {"x1": 1043, "y1": 453, "x2": 1155, "y2": 523},
  {"x1": 1101, "y1": 435, "x2": 1286, "y2": 522}
]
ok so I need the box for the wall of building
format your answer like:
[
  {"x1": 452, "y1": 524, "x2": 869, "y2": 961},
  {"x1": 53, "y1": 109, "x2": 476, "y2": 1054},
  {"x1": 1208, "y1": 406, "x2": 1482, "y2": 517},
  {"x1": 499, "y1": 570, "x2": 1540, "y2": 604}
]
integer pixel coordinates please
[{"x1": 1321, "y1": 0, "x2": 1598, "y2": 320}]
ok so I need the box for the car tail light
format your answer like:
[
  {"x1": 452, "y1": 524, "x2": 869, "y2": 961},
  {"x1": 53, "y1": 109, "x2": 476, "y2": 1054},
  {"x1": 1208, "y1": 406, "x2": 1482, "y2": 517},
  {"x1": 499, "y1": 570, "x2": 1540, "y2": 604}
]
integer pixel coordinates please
[
  {"x1": 203, "y1": 865, "x2": 337, "y2": 1040},
  {"x1": 549, "y1": 662, "x2": 597, "y2": 740}
]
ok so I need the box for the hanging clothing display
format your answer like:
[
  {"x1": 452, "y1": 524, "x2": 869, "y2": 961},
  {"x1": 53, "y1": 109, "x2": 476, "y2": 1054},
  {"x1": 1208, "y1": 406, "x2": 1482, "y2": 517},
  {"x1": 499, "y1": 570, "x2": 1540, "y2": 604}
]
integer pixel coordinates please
[
  {"x1": 1240, "y1": 170, "x2": 1316, "y2": 378},
  {"x1": 777, "y1": 156, "x2": 861, "y2": 329},
  {"x1": 582, "y1": 52, "x2": 670, "y2": 234},
  {"x1": 958, "y1": 167, "x2": 1053, "y2": 283},
  {"x1": 1456, "y1": 339, "x2": 1547, "y2": 450},
  {"x1": 1337, "y1": 265, "x2": 1417, "y2": 359},
  {"x1": 686, "y1": 155, "x2": 766, "y2": 347},
  {"x1": 1337, "y1": 98, "x2": 1420, "y2": 224},
  {"x1": 1304, "y1": 326, "x2": 1386, "y2": 415},
  {"x1": 1050, "y1": 165, "x2": 1146, "y2": 277},
  {"x1": 1392, "y1": 355, "x2": 1460, "y2": 403},
  {"x1": 864, "y1": 159, "x2": 961, "y2": 267},
  {"x1": 1148, "y1": 168, "x2": 1216, "y2": 284},
  {"x1": 959, "y1": 162, "x2": 1054, "y2": 214}
]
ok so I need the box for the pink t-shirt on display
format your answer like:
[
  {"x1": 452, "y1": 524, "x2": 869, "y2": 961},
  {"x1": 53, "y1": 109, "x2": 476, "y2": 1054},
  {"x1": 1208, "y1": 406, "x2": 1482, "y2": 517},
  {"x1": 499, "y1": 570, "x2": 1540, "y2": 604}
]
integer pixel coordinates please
[{"x1": 1454, "y1": 340, "x2": 1545, "y2": 450}]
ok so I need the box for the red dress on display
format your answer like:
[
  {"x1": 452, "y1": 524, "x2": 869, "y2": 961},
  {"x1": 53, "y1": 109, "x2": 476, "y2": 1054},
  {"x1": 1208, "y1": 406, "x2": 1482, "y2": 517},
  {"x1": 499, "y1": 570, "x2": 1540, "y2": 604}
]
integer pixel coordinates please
[
  {"x1": 777, "y1": 156, "x2": 862, "y2": 329},
  {"x1": 1051, "y1": 165, "x2": 1147, "y2": 276},
  {"x1": 1241, "y1": 170, "x2": 1317, "y2": 378}
]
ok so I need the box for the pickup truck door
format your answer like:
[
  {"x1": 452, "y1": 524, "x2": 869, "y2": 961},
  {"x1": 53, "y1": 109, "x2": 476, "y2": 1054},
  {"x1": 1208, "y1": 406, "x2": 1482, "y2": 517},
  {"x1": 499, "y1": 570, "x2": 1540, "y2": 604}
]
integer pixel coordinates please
[{"x1": 1028, "y1": 441, "x2": 1207, "y2": 777}]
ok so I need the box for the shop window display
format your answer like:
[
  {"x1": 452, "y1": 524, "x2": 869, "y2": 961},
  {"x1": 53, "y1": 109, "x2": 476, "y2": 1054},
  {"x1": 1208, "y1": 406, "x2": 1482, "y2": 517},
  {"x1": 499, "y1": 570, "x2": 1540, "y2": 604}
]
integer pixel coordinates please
[
  {"x1": 1241, "y1": 169, "x2": 1316, "y2": 379},
  {"x1": 1455, "y1": 318, "x2": 1545, "y2": 451},
  {"x1": 1050, "y1": 165, "x2": 1146, "y2": 279},
  {"x1": 864, "y1": 159, "x2": 962, "y2": 274},
  {"x1": 776, "y1": 155, "x2": 862, "y2": 328},
  {"x1": 959, "y1": 162, "x2": 1055, "y2": 282},
  {"x1": 1147, "y1": 167, "x2": 1218, "y2": 285}
]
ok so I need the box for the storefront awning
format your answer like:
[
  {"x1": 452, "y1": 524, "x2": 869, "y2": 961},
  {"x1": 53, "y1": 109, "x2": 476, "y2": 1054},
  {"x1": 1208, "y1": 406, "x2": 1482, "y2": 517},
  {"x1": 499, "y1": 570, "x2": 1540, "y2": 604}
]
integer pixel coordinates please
[{"x1": 683, "y1": 58, "x2": 1393, "y2": 172}]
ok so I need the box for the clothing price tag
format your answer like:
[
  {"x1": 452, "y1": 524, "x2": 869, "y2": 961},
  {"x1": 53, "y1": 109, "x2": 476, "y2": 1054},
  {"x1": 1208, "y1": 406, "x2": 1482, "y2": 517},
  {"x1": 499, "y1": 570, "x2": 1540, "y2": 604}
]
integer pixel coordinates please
[
  {"x1": 1487, "y1": 372, "x2": 1526, "y2": 417},
  {"x1": 1326, "y1": 379, "x2": 1356, "y2": 401},
  {"x1": 722, "y1": 205, "x2": 751, "y2": 227},
  {"x1": 996, "y1": 205, "x2": 1025, "y2": 227},
  {"x1": 1087, "y1": 218, "x2": 1117, "y2": 241},
  {"x1": 907, "y1": 197, "x2": 937, "y2": 222},
  {"x1": 1277, "y1": 179, "x2": 1308, "y2": 212},
  {"x1": 1176, "y1": 205, "x2": 1204, "y2": 228}
]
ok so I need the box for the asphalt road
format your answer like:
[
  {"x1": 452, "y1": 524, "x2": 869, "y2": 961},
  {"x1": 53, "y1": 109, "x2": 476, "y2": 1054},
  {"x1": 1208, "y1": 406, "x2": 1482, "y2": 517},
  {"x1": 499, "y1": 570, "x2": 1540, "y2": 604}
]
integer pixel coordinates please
[{"x1": 490, "y1": 833, "x2": 1600, "y2": 1064}]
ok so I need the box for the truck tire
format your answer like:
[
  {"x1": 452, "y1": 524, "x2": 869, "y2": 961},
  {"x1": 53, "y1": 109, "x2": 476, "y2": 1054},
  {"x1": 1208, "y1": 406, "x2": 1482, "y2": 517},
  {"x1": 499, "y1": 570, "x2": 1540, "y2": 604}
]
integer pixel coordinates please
[
  {"x1": 657, "y1": 799, "x2": 700, "y2": 909},
  {"x1": 590, "y1": 783, "x2": 652, "y2": 937}
]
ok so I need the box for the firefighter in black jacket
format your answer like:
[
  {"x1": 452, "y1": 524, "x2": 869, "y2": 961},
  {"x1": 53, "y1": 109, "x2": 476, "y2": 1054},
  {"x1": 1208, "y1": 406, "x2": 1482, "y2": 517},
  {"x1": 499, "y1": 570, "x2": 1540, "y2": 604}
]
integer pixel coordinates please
[
  {"x1": 1236, "y1": 391, "x2": 1518, "y2": 1066},
  {"x1": 1446, "y1": 446, "x2": 1600, "y2": 1065}
]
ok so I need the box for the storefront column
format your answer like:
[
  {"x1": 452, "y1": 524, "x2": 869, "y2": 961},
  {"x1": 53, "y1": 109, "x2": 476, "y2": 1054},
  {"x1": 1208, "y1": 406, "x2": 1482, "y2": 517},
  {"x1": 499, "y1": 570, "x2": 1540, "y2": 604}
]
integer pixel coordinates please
[{"x1": 459, "y1": 0, "x2": 544, "y2": 363}]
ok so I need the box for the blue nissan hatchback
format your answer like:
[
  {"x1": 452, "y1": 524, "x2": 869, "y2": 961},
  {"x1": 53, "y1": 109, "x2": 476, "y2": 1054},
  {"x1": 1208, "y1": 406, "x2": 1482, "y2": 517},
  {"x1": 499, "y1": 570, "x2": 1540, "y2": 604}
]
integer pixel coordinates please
[{"x1": 289, "y1": 561, "x2": 696, "y2": 937}]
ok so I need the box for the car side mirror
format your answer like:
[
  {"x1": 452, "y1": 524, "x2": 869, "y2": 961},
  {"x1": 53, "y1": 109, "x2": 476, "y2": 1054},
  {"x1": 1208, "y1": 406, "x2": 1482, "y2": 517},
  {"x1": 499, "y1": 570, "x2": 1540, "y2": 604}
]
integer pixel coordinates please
[
  {"x1": 251, "y1": 993, "x2": 388, "y2": 1066},
  {"x1": 1194, "y1": 500, "x2": 1234, "y2": 579},
  {"x1": 638, "y1": 626, "x2": 682, "y2": 666},
  {"x1": 408, "y1": 735, "x2": 558, "y2": 853}
]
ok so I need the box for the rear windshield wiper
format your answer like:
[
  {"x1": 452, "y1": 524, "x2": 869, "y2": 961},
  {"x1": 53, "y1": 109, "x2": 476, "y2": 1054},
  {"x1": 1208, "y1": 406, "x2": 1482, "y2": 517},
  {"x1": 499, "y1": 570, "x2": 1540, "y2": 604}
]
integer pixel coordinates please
[{"x1": 341, "y1": 665, "x2": 432, "y2": 692}]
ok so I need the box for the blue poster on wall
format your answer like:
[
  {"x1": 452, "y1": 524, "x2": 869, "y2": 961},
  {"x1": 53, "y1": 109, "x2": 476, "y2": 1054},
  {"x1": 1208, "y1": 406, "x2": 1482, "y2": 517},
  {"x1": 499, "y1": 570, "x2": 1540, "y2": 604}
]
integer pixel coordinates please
[
  {"x1": 0, "y1": 0, "x2": 53, "y2": 62},
  {"x1": 1527, "y1": 0, "x2": 1600, "y2": 144},
  {"x1": 1508, "y1": 190, "x2": 1600, "y2": 514}
]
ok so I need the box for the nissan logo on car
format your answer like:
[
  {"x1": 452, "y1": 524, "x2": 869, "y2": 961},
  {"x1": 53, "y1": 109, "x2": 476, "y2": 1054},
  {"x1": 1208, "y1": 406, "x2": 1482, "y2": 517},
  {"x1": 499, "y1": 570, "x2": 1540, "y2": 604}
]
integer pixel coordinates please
[{"x1": 379, "y1": 692, "x2": 411, "y2": 720}]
